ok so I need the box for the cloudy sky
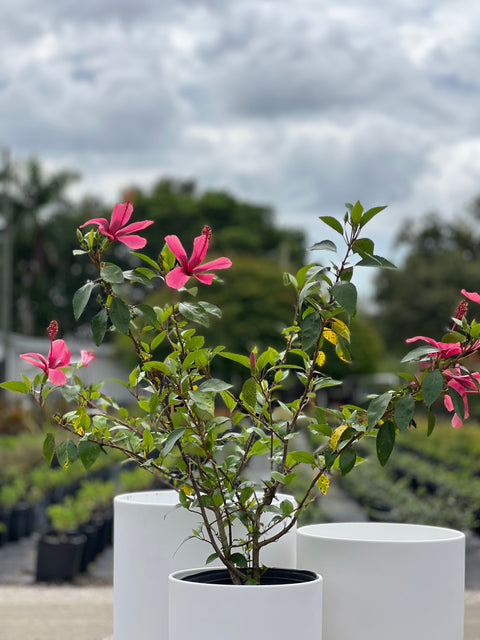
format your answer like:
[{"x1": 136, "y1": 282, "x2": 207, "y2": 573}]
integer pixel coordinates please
[{"x1": 1, "y1": 0, "x2": 480, "y2": 289}]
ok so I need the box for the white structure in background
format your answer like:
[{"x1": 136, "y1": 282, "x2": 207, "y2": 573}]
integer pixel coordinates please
[{"x1": 2, "y1": 333, "x2": 132, "y2": 404}]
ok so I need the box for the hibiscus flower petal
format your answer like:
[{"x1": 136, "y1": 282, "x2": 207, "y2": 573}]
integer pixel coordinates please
[
  {"x1": 194, "y1": 273, "x2": 215, "y2": 285},
  {"x1": 49, "y1": 340, "x2": 71, "y2": 369},
  {"x1": 117, "y1": 220, "x2": 154, "y2": 235},
  {"x1": 117, "y1": 235, "x2": 148, "y2": 249},
  {"x1": 48, "y1": 368, "x2": 67, "y2": 386},
  {"x1": 110, "y1": 202, "x2": 133, "y2": 233},
  {"x1": 165, "y1": 266, "x2": 191, "y2": 289},
  {"x1": 189, "y1": 233, "x2": 210, "y2": 270},
  {"x1": 165, "y1": 235, "x2": 188, "y2": 266},
  {"x1": 405, "y1": 336, "x2": 440, "y2": 346},
  {"x1": 20, "y1": 353, "x2": 48, "y2": 371},
  {"x1": 451, "y1": 413, "x2": 464, "y2": 428},
  {"x1": 79, "y1": 217, "x2": 110, "y2": 234},
  {"x1": 461, "y1": 289, "x2": 480, "y2": 304},
  {"x1": 193, "y1": 257, "x2": 232, "y2": 272}
]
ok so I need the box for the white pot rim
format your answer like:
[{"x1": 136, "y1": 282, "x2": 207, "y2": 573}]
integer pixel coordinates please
[
  {"x1": 297, "y1": 521, "x2": 465, "y2": 544},
  {"x1": 114, "y1": 489, "x2": 178, "y2": 506},
  {"x1": 169, "y1": 566, "x2": 322, "y2": 589}
]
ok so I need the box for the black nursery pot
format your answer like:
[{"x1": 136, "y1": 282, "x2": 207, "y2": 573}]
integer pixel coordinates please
[
  {"x1": 181, "y1": 567, "x2": 318, "y2": 585},
  {"x1": 36, "y1": 532, "x2": 86, "y2": 582},
  {"x1": 8, "y1": 502, "x2": 31, "y2": 541}
]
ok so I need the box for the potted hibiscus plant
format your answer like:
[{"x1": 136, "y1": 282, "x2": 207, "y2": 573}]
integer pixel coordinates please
[{"x1": 3, "y1": 200, "x2": 479, "y2": 640}]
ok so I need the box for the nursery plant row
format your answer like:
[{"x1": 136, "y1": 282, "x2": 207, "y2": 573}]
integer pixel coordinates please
[
  {"x1": 0, "y1": 430, "x2": 163, "y2": 573},
  {"x1": 35, "y1": 466, "x2": 160, "y2": 582},
  {"x1": 340, "y1": 428, "x2": 480, "y2": 533}
]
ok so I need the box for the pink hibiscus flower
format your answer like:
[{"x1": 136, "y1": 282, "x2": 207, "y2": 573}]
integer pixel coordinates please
[
  {"x1": 444, "y1": 367, "x2": 480, "y2": 428},
  {"x1": 405, "y1": 335, "x2": 462, "y2": 359},
  {"x1": 20, "y1": 321, "x2": 71, "y2": 385},
  {"x1": 80, "y1": 350, "x2": 95, "y2": 367},
  {"x1": 164, "y1": 225, "x2": 232, "y2": 289},
  {"x1": 80, "y1": 202, "x2": 153, "y2": 249}
]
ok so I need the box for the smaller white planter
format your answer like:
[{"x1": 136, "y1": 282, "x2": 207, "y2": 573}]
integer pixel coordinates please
[
  {"x1": 168, "y1": 567, "x2": 323, "y2": 640},
  {"x1": 113, "y1": 490, "x2": 297, "y2": 640},
  {"x1": 297, "y1": 522, "x2": 465, "y2": 640}
]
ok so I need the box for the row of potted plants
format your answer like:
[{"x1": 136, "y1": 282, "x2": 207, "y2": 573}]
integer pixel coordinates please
[
  {"x1": 340, "y1": 439, "x2": 480, "y2": 531},
  {"x1": 0, "y1": 439, "x2": 124, "y2": 546},
  {"x1": 36, "y1": 466, "x2": 157, "y2": 582}
]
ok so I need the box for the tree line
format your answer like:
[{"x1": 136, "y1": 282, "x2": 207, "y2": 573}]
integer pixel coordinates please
[{"x1": 4, "y1": 155, "x2": 475, "y2": 380}]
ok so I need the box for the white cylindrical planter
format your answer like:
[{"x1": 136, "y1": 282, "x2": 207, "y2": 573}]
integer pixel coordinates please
[
  {"x1": 114, "y1": 490, "x2": 297, "y2": 640},
  {"x1": 169, "y1": 567, "x2": 323, "y2": 640},
  {"x1": 297, "y1": 522, "x2": 465, "y2": 640}
]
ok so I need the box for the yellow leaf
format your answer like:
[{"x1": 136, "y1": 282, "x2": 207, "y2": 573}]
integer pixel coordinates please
[
  {"x1": 330, "y1": 424, "x2": 348, "y2": 451},
  {"x1": 336, "y1": 343, "x2": 351, "y2": 363},
  {"x1": 73, "y1": 415, "x2": 85, "y2": 436},
  {"x1": 181, "y1": 483, "x2": 193, "y2": 496},
  {"x1": 331, "y1": 318, "x2": 351, "y2": 341},
  {"x1": 316, "y1": 351, "x2": 326, "y2": 367},
  {"x1": 323, "y1": 329, "x2": 337, "y2": 345},
  {"x1": 316, "y1": 474, "x2": 330, "y2": 495}
]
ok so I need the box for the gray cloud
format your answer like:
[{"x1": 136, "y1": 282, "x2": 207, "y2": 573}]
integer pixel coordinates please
[{"x1": 0, "y1": 0, "x2": 479, "y2": 296}]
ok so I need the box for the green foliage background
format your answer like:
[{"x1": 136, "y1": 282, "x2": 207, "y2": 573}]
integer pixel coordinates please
[{"x1": 3, "y1": 157, "x2": 386, "y2": 381}]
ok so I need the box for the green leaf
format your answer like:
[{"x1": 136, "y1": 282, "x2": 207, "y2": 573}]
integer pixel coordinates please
[
  {"x1": 427, "y1": 409, "x2": 436, "y2": 436},
  {"x1": 142, "y1": 428, "x2": 154, "y2": 453},
  {"x1": 376, "y1": 421, "x2": 395, "y2": 466},
  {"x1": 394, "y1": 395, "x2": 415, "y2": 433},
  {"x1": 280, "y1": 499, "x2": 295, "y2": 516},
  {"x1": 110, "y1": 298, "x2": 131, "y2": 334},
  {"x1": 73, "y1": 282, "x2": 95, "y2": 320},
  {"x1": 356, "y1": 255, "x2": 396, "y2": 269},
  {"x1": 332, "y1": 282, "x2": 357, "y2": 316},
  {"x1": 256, "y1": 347, "x2": 279, "y2": 370},
  {"x1": 198, "y1": 301, "x2": 222, "y2": 318},
  {"x1": 131, "y1": 251, "x2": 160, "y2": 270},
  {"x1": 350, "y1": 201, "x2": 364, "y2": 224},
  {"x1": 301, "y1": 312, "x2": 322, "y2": 352},
  {"x1": 150, "y1": 331, "x2": 167, "y2": 351},
  {"x1": 163, "y1": 428, "x2": 186, "y2": 456},
  {"x1": 422, "y1": 370, "x2": 444, "y2": 407},
  {"x1": 0, "y1": 380, "x2": 28, "y2": 393},
  {"x1": 367, "y1": 392, "x2": 392, "y2": 428},
  {"x1": 286, "y1": 450, "x2": 315, "y2": 465},
  {"x1": 206, "y1": 553, "x2": 219, "y2": 565},
  {"x1": 92, "y1": 308, "x2": 108, "y2": 346},
  {"x1": 319, "y1": 215, "x2": 343, "y2": 234},
  {"x1": 220, "y1": 390, "x2": 236, "y2": 412},
  {"x1": 230, "y1": 553, "x2": 248, "y2": 569},
  {"x1": 360, "y1": 205, "x2": 387, "y2": 227},
  {"x1": 271, "y1": 471, "x2": 286, "y2": 483},
  {"x1": 43, "y1": 433, "x2": 55, "y2": 465},
  {"x1": 178, "y1": 302, "x2": 209, "y2": 327},
  {"x1": 78, "y1": 440, "x2": 101, "y2": 470},
  {"x1": 136, "y1": 304, "x2": 158, "y2": 327},
  {"x1": 307, "y1": 240, "x2": 337, "y2": 252},
  {"x1": 56, "y1": 440, "x2": 78, "y2": 469},
  {"x1": 198, "y1": 379, "x2": 233, "y2": 393},
  {"x1": 218, "y1": 352, "x2": 252, "y2": 369},
  {"x1": 241, "y1": 377, "x2": 257, "y2": 409},
  {"x1": 401, "y1": 345, "x2": 438, "y2": 363},
  {"x1": 339, "y1": 448, "x2": 356, "y2": 475},
  {"x1": 188, "y1": 390, "x2": 215, "y2": 414},
  {"x1": 352, "y1": 237, "x2": 374, "y2": 256},
  {"x1": 100, "y1": 263, "x2": 125, "y2": 284}
]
